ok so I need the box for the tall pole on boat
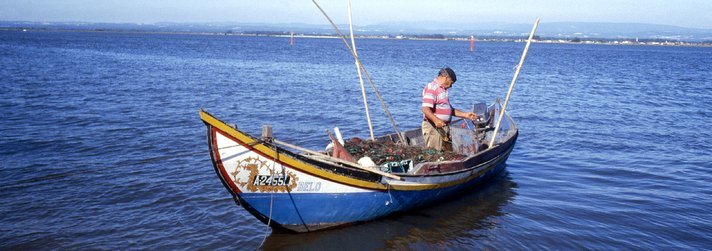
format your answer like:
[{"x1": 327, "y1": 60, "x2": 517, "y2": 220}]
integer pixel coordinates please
[
  {"x1": 489, "y1": 18, "x2": 540, "y2": 147},
  {"x1": 311, "y1": 0, "x2": 405, "y2": 144},
  {"x1": 348, "y1": 0, "x2": 375, "y2": 140}
]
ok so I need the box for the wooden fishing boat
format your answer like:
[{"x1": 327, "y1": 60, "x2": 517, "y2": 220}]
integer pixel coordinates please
[
  {"x1": 201, "y1": 3, "x2": 537, "y2": 234},
  {"x1": 199, "y1": 101, "x2": 518, "y2": 233}
]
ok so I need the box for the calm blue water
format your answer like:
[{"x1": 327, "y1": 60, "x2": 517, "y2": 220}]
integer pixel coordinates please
[{"x1": 1, "y1": 31, "x2": 711, "y2": 249}]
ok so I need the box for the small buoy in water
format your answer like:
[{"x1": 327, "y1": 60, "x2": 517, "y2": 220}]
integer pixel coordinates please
[{"x1": 469, "y1": 35, "x2": 475, "y2": 52}]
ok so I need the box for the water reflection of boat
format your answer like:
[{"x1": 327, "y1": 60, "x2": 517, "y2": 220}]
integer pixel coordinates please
[
  {"x1": 199, "y1": 101, "x2": 518, "y2": 233},
  {"x1": 260, "y1": 172, "x2": 517, "y2": 249}
]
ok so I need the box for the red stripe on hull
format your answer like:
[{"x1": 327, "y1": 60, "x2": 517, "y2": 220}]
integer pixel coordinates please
[{"x1": 210, "y1": 127, "x2": 244, "y2": 194}]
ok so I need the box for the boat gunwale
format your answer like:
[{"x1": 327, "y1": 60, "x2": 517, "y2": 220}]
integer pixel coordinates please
[{"x1": 200, "y1": 109, "x2": 517, "y2": 191}]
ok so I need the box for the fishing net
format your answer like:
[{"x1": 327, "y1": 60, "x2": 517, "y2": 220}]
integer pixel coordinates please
[{"x1": 343, "y1": 138, "x2": 466, "y2": 166}]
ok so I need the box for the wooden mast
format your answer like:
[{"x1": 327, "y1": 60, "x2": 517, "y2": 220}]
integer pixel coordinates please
[
  {"x1": 489, "y1": 18, "x2": 540, "y2": 147},
  {"x1": 348, "y1": 0, "x2": 375, "y2": 140},
  {"x1": 311, "y1": 0, "x2": 406, "y2": 144}
]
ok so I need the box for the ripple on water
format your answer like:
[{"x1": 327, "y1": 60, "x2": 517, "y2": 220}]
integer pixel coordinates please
[{"x1": 1, "y1": 32, "x2": 711, "y2": 249}]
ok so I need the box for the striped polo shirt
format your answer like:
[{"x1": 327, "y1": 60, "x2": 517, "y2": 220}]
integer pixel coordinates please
[{"x1": 422, "y1": 78, "x2": 452, "y2": 123}]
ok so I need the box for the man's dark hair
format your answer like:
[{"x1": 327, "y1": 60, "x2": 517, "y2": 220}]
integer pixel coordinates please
[{"x1": 439, "y1": 67, "x2": 456, "y2": 82}]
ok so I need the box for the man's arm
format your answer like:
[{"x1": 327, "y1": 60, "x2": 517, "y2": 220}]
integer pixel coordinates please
[
  {"x1": 454, "y1": 109, "x2": 478, "y2": 120},
  {"x1": 422, "y1": 107, "x2": 447, "y2": 127}
]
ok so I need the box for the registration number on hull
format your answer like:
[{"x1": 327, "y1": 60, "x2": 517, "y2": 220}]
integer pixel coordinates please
[{"x1": 253, "y1": 175, "x2": 291, "y2": 186}]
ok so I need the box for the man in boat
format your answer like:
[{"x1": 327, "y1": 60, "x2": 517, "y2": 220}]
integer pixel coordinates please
[{"x1": 422, "y1": 67, "x2": 478, "y2": 151}]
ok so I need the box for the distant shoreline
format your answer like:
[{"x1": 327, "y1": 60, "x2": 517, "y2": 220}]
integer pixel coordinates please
[{"x1": 2, "y1": 27, "x2": 710, "y2": 48}]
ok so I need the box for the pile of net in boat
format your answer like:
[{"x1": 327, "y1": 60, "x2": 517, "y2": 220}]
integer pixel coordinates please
[{"x1": 343, "y1": 138, "x2": 466, "y2": 166}]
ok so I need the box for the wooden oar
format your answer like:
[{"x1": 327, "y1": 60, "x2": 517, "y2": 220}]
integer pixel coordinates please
[
  {"x1": 489, "y1": 18, "x2": 540, "y2": 147},
  {"x1": 273, "y1": 139, "x2": 404, "y2": 181}
]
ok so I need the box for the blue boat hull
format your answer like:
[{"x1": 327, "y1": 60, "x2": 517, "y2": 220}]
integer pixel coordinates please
[{"x1": 237, "y1": 148, "x2": 511, "y2": 232}]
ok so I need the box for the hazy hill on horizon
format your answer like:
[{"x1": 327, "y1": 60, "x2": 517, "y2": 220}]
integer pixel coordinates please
[{"x1": 2, "y1": 20, "x2": 711, "y2": 42}]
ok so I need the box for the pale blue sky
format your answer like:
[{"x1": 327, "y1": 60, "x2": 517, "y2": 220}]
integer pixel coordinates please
[{"x1": 1, "y1": 0, "x2": 710, "y2": 29}]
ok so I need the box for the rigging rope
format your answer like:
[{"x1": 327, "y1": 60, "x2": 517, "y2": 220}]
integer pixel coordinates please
[
  {"x1": 272, "y1": 140, "x2": 310, "y2": 232},
  {"x1": 257, "y1": 193, "x2": 274, "y2": 249}
]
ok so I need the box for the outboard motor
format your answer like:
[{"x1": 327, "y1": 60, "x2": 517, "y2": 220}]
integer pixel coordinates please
[
  {"x1": 472, "y1": 102, "x2": 494, "y2": 129},
  {"x1": 472, "y1": 102, "x2": 488, "y2": 122}
]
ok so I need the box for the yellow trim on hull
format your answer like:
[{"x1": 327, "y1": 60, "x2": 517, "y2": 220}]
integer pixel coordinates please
[{"x1": 199, "y1": 110, "x2": 501, "y2": 191}]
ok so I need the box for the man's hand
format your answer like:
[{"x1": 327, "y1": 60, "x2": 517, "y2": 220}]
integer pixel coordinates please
[{"x1": 434, "y1": 120, "x2": 446, "y2": 127}]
